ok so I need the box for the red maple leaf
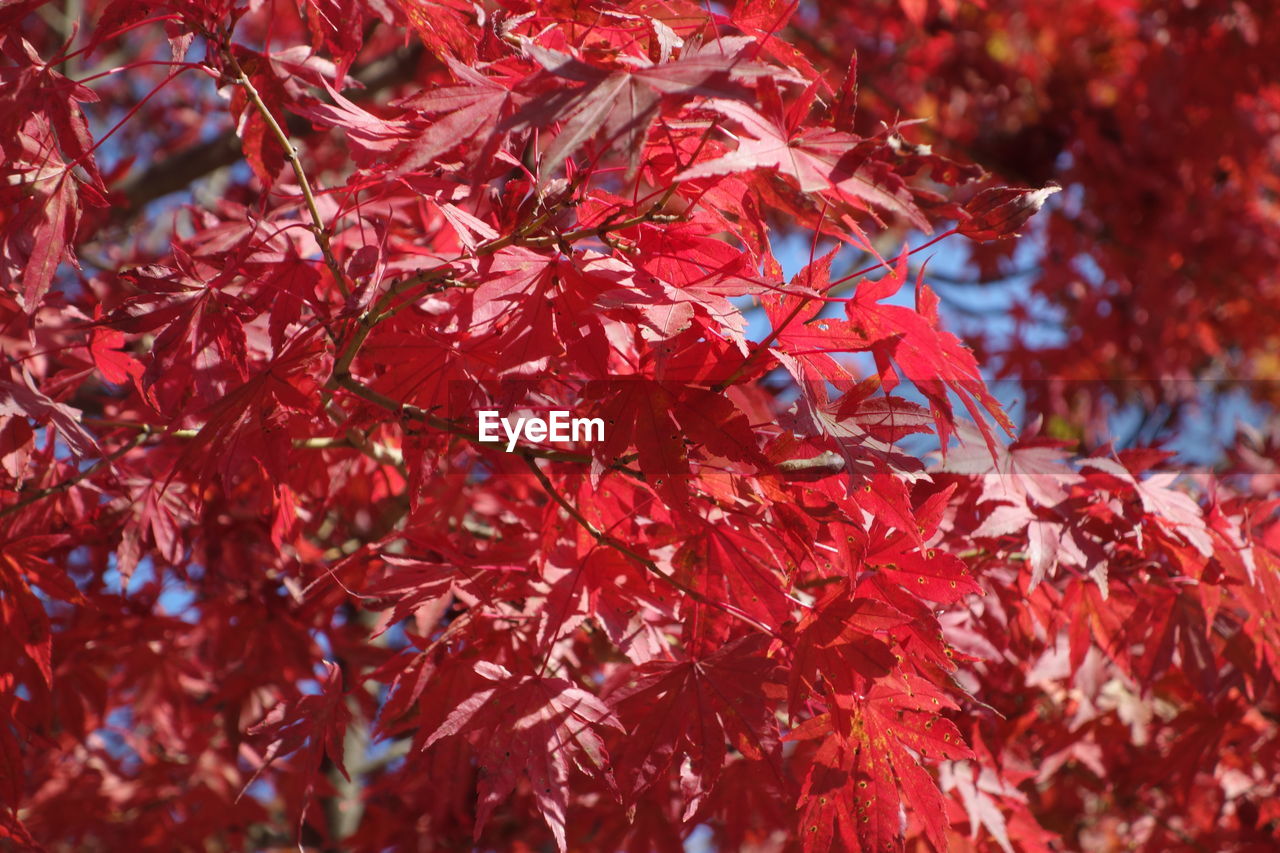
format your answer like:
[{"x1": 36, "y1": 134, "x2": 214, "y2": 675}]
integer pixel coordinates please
[
  {"x1": 791, "y1": 681, "x2": 972, "y2": 853},
  {"x1": 423, "y1": 661, "x2": 624, "y2": 851},
  {"x1": 605, "y1": 634, "x2": 782, "y2": 815},
  {"x1": 248, "y1": 660, "x2": 352, "y2": 777},
  {"x1": 680, "y1": 91, "x2": 929, "y2": 230}
]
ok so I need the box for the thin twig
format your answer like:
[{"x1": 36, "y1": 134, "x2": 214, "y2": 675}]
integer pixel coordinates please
[
  {"x1": 0, "y1": 432, "x2": 147, "y2": 520},
  {"x1": 523, "y1": 455, "x2": 776, "y2": 635},
  {"x1": 82, "y1": 417, "x2": 404, "y2": 469},
  {"x1": 221, "y1": 46, "x2": 350, "y2": 300},
  {"x1": 712, "y1": 227, "x2": 960, "y2": 391}
]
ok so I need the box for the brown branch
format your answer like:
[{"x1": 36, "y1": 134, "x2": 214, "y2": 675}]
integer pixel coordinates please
[
  {"x1": 330, "y1": 269, "x2": 458, "y2": 382},
  {"x1": 112, "y1": 45, "x2": 423, "y2": 217}
]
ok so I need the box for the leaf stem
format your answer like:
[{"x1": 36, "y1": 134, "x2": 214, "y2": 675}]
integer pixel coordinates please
[
  {"x1": 713, "y1": 227, "x2": 960, "y2": 391},
  {"x1": 827, "y1": 227, "x2": 958, "y2": 290}
]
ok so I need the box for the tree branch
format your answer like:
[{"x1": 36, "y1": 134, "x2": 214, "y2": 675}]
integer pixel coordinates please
[
  {"x1": 221, "y1": 45, "x2": 350, "y2": 299},
  {"x1": 0, "y1": 431, "x2": 146, "y2": 520},
  {"x1": 523, "y1": 455, "x2": 776, "y2": 635},
  {"x1": 112, "y1": 45, "x2": 422, "y2": 218}
]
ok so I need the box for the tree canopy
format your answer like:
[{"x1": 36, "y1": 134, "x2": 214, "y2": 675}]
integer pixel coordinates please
[{"x1": 2, "y1": 1, "x2": 1279, "y2": 850}]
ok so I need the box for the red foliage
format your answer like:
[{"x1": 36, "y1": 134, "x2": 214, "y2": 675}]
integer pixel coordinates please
[
  {"x1": 806, "y1": 0, "x2": 1280, "y2": 441},
  {"x1": 2, "y1": 1, "x2": 1279, "y2": 851}
]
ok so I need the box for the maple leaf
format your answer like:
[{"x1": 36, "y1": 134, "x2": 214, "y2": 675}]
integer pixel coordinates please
[
  {"x1": 0, "y1": 40, "x2": 106, "y2": 313},
  {"x1": 866, "y1": 533, "x2": 981, "y2": 604},
  {"x1": 938, "y1": 761, "x2": 1019, "y2": 853},
  {"x1": 766, "y1": 249, "x2": 1011, "y2": 458},
  {"x1": 515, "y1": 36, "x2": 770, "y2": 179},
  {"x1": 834, "y1": 386, "x2": 937, "y2": 443},
  {"x1": 939, "y1": 420, "x2": 1081, "y2": 508},
  {"x1": 1236, "y1": 549, "x2": 1280, "y2": 677},
  {"x1": 292, "y1": 79, "x2": 413, "y2": 163},
  {"x1": 112, "y1": 479, "x2": 189, "y2": 587},
  {"x1": 958, "y1": 184, "x2": 1061, "y2": 242},
  {"x1": 588, "y1": 377, "x2": 766, "y2": 483},
  {"x1": 539, "y1": 545, "x2": 669, "y2": 665},
  {"x1": 586, "y1": 380, "x2": 688, "y2": 497},
  {"x1": 394, "y1": 0, "x2": 477, "y2": 61},
  {"x1": 605, "y1": 635, "x2": 782, "y2": 816},
  {"x1": 224, "y1": 50, "x2": 295, "y2": 187},
  {"x1": 1080, "y1": 456, "x2": 1213, "y2": 557},
  {"x1": 244, "y1": 660, "x2": 352, "y2": 804},
  {"x1": 247, "y1": 249, "x2": 323, "y2": 355},
  {"x1": 361, "y1": 554, "x2": 457, "y2": 637},
  {"x1": 795, "y1": 391, "x2": 931, "y2": 483},
  {"x1": 0, "y1": 531, "x2": 83, "y2": 686},
  {"x1": 5, "y1": 2, "x2": 1280, "y2": 850},
  {"x1": 679, "y1": 95, "x2": 929, "y2": 229},
  {"x1": 173, "y1": 333, "x2": 322, "y2": 488},
  {"x1": 842, "y1": 253, "x2": 1014, "y2": 453},
  {"x1": 0, "y1": 373, "x2": 100, "y2": 461},
  {"x1": 937, "y1": 421, "x2": 1083, "y2": 590},
  {"x1": 88, "y1": 326, "x2": 144, "y2": 386},
  {"x1": 1132, "y1": 472, "x2": 1214, "y2": 558},
  {"x1": 671, "y1": 514, "x2": 799, "y2": 626},
  {"x1": 423, "y1": 661, "x2": 623, "y2": 852},
  {"x1": 103, "y1": 264, "x2": 255, "y2": 401},
  {"x1": 788, "y1": 596, "x2": 908, "y2": 720},
  {"x1": 791, "y1": 680, "x2": 972, "y2": 853},
  {"x1": 1024, "y1": 517, "x2": 1067, "y2": 591},
  {"x1": 0, "y1": 416, "x2": 34, "y2": 487},
  {"x1": 360, "y1": 324, "x2": 478, "y2": 414},
  {"x1": 1, "y1": 166, "x2": 79, "y2": 313},
  {"x1": 395, "y1": 57, "x2": 521, "y2": 172}
]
